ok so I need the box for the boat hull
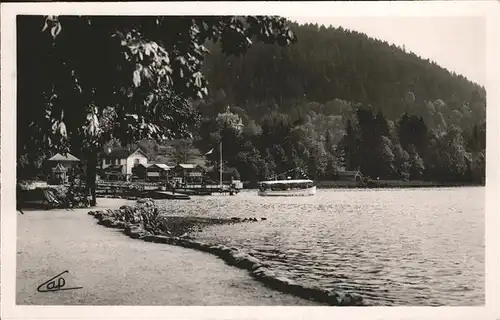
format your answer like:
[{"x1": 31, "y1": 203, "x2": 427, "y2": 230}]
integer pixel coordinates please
[{"x1": 258, "y1": 186, "x2": 316, "y2": 197}]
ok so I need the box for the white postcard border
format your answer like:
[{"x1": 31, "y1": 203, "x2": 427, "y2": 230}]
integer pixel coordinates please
[{"x1": 1, "y1": 2, "x2": 499, "y2": 320}]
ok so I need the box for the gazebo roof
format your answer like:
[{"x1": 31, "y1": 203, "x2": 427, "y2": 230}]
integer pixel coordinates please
[
  {"x1": 48, "y1": 153, "x2": 80, "y2": 162},
  {"x1": 52, "y1": 163, "x2": 67, "y2": 173}
]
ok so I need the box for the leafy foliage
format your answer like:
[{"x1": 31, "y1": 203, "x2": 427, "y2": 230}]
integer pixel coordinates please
[
  {"x1": 17, "y1": 15, "x2": 296, "y2": 203},
  {"x1": 19, "y1": 16, "x2": 293, "y2": 157}
]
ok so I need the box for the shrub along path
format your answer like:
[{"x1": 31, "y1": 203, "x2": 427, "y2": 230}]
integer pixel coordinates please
[{"x1": 16, "y1": 198, "x2": 320, "y2": 306}]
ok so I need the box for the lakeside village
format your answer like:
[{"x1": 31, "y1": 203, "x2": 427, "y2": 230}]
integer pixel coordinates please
[
  {"x1": 18, "y1": 140, "x2": 461, "y2": 210},
  {"x1": 17, "y1": 141, "x2": 372, "y2": 209},
  {"x1": 18, "y1": 106, "x2": 479, "y2": 208},
  {"x1": 18, "y1": 147, "x2": 240, "y2": 208},
  {"x1": 18, "y1": 103, "x2": 476, "y2": 210}
]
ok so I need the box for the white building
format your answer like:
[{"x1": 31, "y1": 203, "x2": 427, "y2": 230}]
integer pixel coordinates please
[{"x1": 101, "y1": 147, "x2": 148, "y2": 178}]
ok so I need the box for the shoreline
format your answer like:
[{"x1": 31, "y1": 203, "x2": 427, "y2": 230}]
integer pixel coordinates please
[
  {"x1": 87, "y1": 199, "x2": 364, "y2": 306},
  {"x1": 314, "y1": 180, "x2": 483, "y2": 189},
  {"x1": 16, "y1": 198, "x2": 322, "y2": 306},
  {"x1": 91, "y1": 183, "x2": 484, "y2": 201}
]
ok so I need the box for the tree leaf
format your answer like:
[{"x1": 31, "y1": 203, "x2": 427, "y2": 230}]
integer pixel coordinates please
[
  {"x1": 50, "y1": 22, "x2": 62, "y2": 39},
  {"x1": 59, "y1": 121, "x2": 67, "y2": 138},
  {"x1": 133, "y1": 69, "x2": 141, "y2": 87}
]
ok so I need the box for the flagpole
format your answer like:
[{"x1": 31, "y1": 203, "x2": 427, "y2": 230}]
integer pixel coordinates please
[{"x1": 219, "y1": 140, "x2": 223, "y2": 190}]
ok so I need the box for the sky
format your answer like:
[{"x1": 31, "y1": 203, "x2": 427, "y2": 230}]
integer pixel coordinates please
[{"x1": 290, "y1": 16, "x2": 486, "y2": 86}]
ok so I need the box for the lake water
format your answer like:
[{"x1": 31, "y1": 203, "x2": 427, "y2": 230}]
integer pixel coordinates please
[{"x1": 157, "y1": 187, "x2": 485, "y2": 306}]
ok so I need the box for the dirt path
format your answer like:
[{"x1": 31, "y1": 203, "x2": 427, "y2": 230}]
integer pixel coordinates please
[{"x1": 16, "y1": 198, "x2": 320, "y2": 305}]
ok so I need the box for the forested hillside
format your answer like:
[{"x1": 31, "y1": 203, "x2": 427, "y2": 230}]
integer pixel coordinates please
[
  {"x1": 190, "y1": 21, "x2": 486, "y2": 184},
  {"x1": 199, "y1": 22, "x2": 485, "y2": 127}
]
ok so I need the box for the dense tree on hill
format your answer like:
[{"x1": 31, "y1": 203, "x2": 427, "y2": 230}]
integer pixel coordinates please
[
  {"x1": 167, "y1": 139, "x2": 199, "y2": 164},
  {"x1": 144, "y1": 98, "x2": 484, "y2": 185}
]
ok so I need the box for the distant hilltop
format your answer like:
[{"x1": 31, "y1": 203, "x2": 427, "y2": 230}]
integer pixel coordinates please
[{"x1": 199, "y1": 21, "x2": 485, "y2": 129}]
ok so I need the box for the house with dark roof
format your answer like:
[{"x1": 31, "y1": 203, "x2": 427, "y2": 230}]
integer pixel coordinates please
[
  {"x1": 101, "y1": 147, "x2": 148, "y2": 179},
  {"x1": 172, "y1": 163, "x2": 206, "y2": 184},
  {"x1": 133, "y1": 163, "x2": 172, "y2": 181},
  {"x1": 335, "y1": 170, "x2": 363, "y2": 182},
  {"x1": 148, "y1": 164, "x2": 172, "y2": 181}
]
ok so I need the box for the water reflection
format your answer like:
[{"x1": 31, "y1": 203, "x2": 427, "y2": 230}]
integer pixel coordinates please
[{"x1": 157, "y1": 187, "x2": 484, "y2": 306}]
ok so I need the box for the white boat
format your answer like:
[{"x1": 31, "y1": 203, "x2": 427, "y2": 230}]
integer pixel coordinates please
[{"x1": 257, "y1": 179, "x2": 316, "y2": 197}]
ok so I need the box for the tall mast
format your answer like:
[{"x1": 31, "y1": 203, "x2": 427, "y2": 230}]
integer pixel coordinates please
[{"x1": 219, "y1": 140, "x2": 223, "y2": 189}]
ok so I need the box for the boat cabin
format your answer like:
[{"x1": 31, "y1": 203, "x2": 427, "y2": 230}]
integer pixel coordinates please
[{"x1": 259, "y1": 179, "x2": 315, "y2": 191}]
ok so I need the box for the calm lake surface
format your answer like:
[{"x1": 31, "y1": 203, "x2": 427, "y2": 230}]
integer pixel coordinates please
[{"x1": 157, "y1": 187, "x2": 485, "y2": 306}]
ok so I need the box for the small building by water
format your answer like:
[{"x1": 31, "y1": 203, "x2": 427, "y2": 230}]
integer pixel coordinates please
[
  {"x1": 46, "y1": 152, "x2": 81, "y2": 184},
  {"x1": 172, "y1": 164, "x2": 206, "y2": 184},
  {"x1": 335, "y1": 170, "x2": 363, "y2": 182},
  {"x1": 100, "y1": 147, "x2": 149, "y2": 181},
  {"x1": 136, "y1": 163, "x2": 172, "y2": 181}
]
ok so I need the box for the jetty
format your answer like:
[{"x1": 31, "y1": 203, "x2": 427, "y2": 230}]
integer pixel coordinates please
[
  {"x1": 169, "y1": 186, "x2": 239, "y2": 196},
  {"x1": 96, "y1": 181, "x2": 239, "y2": 199},
  {"x1": 146, "y1": 190, "x2": 190, "y2": 200}
]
